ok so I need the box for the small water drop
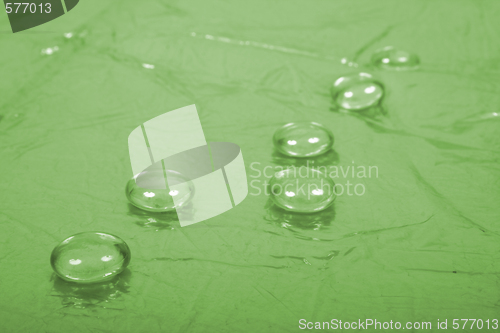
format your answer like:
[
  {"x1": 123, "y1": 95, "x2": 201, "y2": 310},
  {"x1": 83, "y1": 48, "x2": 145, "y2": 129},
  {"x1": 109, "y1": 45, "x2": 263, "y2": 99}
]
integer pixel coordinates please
[
  {"x1": 41, "y1": 46, "x2": 59, "y2": 55},
  {"x1": 273, "y1": 122, "x2": 334, "y2": 158},
  {"x1": 269, "y1": 168, "x2": 336, "y2": 213},
  {"x1": 371, "y1": 46, "x2": 420, "y2": 71},
  {"x1": 331, "y1": 72, "x2": 384, "y2": 111},
  {"x1": 126, "y1": 168, "x2": 194, "y2": 212},
  {"x1": 50, "y1": 232, "x2": 131, "y2": 284}
]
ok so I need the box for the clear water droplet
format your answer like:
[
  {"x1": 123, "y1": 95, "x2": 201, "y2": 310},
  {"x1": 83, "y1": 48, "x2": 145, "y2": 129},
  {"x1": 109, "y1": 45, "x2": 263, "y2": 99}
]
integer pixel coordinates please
[
  {"x1": 273, "y1": 122, "x2": 334, "y2": 157},
  {"x1": 371, "y1": 46, "x2": 420, "y2": 70},
  {"x1": 51, "y1": 232, "x2": 131, "y2": 284},
  {"x1": 269, "y1": 168, "x2": 336, "y2": 213},
  {"x1": 331, "y1": 72, "x2": 384, "y2": 111},
  {"x1": 126, "y1": 168, "x2": 194, "y2": 212}
]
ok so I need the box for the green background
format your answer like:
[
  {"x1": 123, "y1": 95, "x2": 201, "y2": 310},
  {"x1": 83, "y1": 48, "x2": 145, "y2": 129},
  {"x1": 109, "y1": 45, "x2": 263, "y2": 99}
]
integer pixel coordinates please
[{"x1": 1, "y1": 0, "x2": 499, "y2": 332}]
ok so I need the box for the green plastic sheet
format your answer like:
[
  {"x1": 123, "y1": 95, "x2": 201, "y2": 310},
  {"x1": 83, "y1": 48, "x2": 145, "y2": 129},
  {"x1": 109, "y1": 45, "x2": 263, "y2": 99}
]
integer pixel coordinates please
[{"x1": 1, "y1": 0, "x2": 499, "y2": 332}]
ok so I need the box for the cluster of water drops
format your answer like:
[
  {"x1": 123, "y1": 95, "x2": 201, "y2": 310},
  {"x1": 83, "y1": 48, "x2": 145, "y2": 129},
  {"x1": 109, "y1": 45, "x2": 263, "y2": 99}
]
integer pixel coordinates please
[
  {"x1": 51, "y1": 45, "x2": 420, "y2": 285},
  {"x1": 269, "y1": 46, "x2": 420, "y2": 213}
]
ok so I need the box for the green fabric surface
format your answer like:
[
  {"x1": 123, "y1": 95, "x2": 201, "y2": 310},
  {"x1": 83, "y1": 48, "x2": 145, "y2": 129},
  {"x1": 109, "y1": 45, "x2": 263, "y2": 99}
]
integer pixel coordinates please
[{"x1": 1, "y1": 0, "x2": 499, "y2": 332}]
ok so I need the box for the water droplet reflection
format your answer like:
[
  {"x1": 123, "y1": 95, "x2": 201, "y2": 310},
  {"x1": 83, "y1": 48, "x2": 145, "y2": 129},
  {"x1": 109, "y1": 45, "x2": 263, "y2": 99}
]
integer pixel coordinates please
[
  {"x1": 264, "y1": 199, "x2": 336, "y2": 241},
  {"x1": 50, "y1": 269, "x2": 131, "y2": 309},
  {"x1": 128, "y1": 204, "x2": 182, "y2": 230},
  {"x1": 272, "y1": 149, "x2": 339, "y2": 169}
]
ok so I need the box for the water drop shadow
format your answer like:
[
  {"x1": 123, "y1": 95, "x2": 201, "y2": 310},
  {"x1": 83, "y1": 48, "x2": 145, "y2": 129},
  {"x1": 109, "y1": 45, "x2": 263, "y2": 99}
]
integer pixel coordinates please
[
  {"x1": 126, "y1": 203, "x2": 192, "y2": 230},
  {"x1": 263, "y1": 198, "x2": 336, "y2": 231},
  {"x1": 50, "y1": 269, "x2": 131, "y2": 309},
  {"x1": 332, "y1": 103, "x2": 387, "y2": 120},
  {"x1": 271, "y1": 149, "x2": 340, "y2": 167}
]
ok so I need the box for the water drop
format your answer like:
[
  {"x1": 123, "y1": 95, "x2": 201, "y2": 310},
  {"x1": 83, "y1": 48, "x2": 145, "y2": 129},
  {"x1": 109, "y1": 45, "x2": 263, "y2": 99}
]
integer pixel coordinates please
[
  {"x1": 126, "y1": 168, "x2": 194, "y2": 212},
  {"x1": 273, "y1": 122, "x2": 334, "y2": 157},
  {"x1": 371, "y1": 46, "x2": 420, "y2": 70},
  {"x1": 331, "y1": 72, "x2": 384, "y2": 111},
  {"x1": 269, "y1": 168, "x2": 336, "y2": 213},
  {"x1": 41, "y1": 46, "x2": 59, "y2": 55},
  {"x1": 51, "y1": 232, "x2": 131, "y2": 284}
]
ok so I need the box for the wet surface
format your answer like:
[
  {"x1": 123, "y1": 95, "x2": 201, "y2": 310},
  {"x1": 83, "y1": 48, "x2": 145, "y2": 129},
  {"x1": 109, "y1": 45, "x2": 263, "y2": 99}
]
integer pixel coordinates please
[{"x1": 1, "y1": 0, "x2": 500, "y2": 332}]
